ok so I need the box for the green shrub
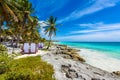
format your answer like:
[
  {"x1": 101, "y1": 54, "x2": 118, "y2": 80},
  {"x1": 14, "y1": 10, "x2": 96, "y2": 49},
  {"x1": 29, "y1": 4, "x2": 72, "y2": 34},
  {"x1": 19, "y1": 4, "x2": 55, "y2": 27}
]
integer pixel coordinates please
[
  {"x1": 0, "y1": 56, "x2": 55, "y2": 80},
  {"x1": 0, "y1": 53, "x2": 11, "y2": 75},
  {"x1": 4, "y1": 69, "x2": 35, "y2": 80},
  {"x1": 0, "y1": 44, "x2": 7, "y2": 53},
  {"x1": 0, "y1": 53, "x2": 11, "y2": 74},
  {"x1": 0, "y1": 44, "x2": 10, "y2": 62},
  {"x1": 0, "y1": 64, "x2": 8, "y2": 74},
  {"x1": 9, "y1": 52, "x2": 21, "y2": 59}
]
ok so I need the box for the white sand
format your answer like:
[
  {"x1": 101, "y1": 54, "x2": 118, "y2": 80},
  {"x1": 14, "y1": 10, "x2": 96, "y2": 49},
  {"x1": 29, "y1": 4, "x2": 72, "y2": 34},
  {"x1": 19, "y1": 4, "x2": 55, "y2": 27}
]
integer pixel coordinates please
[
  {"x1": 79, "y1": 48, "x2": 120, "y2": 72},
  {"x1": 15, "y1": 50, "x2": 48, "y2": 59}
]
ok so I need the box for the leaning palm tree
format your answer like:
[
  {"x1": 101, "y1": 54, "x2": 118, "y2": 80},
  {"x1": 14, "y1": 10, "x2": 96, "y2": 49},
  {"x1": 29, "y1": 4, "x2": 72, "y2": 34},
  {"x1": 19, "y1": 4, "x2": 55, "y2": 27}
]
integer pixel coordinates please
[
  {"x1": 21, "y1": 16, "x2": 40, "y2": 43},
  {"x1": 0, "y1": 0, "x2": 18, "y2": 22},
  {"x1": 15, "y1": 0, "x2": 33, "y2": 24},
  {"x1": 0, "y1": 0, "x2": 19, "y2": 43},
  {"x1": 7, "y1": 0, "x2": 34, "y2": 47},
  {"x1": 45, "y1": 16, "x2": 60, "y2": 49}
]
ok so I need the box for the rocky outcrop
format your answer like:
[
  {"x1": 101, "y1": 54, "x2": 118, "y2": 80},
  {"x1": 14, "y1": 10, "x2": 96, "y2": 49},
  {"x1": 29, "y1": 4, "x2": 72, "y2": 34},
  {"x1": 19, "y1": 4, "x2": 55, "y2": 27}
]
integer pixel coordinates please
[
  {"x1": 55, "y1": 45, "x2": 85, "y2": 62},
  {"x1": 61, "y1": 64, "x2": 78, "y2": 79},
  {"x1": 113, "y1": 71, "x2": 120, "y2": 76}
]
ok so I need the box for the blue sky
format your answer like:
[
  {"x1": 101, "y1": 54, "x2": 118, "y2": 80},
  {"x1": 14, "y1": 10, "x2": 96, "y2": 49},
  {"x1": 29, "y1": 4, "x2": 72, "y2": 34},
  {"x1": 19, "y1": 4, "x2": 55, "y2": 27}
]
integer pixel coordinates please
[{"x1": 29, "y1": 0, "x2": 120, "y2": 42}]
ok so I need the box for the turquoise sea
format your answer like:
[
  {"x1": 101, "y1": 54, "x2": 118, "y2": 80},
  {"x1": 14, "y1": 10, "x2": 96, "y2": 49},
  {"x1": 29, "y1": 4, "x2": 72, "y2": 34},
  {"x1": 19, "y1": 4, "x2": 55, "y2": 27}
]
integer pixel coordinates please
[{"x1": 57, "y1": 42, "x2": 120, "y2": 59}]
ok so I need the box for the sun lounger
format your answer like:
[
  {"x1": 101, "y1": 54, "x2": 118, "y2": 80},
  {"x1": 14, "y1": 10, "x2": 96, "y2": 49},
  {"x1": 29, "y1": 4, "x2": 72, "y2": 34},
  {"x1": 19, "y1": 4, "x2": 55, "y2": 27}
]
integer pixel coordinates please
[
  {"x1": 22, "y1": 43, "x2": 30, "y2": 54},
  {"x1": 30, "y1": 43, "x2": 37, "y2": 53},
  {"x1": 38, "y1": 43, "x2": 44, "y2": 49}
]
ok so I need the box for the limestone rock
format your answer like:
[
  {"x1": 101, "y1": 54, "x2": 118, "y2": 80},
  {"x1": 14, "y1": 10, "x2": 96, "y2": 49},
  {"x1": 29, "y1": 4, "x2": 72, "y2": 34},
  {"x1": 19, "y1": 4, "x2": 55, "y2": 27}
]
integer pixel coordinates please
[
  {"x1": 113, "y1": 71, "x2": 120, "y2": 76},
  {"x1": 61, "y1": 64, "x2": 78, "y2": 79}
]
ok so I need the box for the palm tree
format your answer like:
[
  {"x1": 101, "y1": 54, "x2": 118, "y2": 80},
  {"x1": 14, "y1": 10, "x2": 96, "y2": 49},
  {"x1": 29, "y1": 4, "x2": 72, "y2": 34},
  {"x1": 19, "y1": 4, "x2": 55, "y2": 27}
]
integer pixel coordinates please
[
  {"x1": 0, "y1": 0, "x2": 41, "y2": 49},
  {"x1": 7, "y1": 0, "x2": 34, "y2": 47},
  {"x1": 0, "y1": 0, "x2": 18, "y2": 22},
  {"x1": 24, "y1": 17, "x2": 40, "y2": 42},
  {"x1": 15, "y1": 0, "x2": 33, "y2": 24},
  {"x1": 45, "y1": 16, "x2": 60, "y2": 49},
  {"x1": 0, "y1": 0, "x2": 20, "y2": 43}
]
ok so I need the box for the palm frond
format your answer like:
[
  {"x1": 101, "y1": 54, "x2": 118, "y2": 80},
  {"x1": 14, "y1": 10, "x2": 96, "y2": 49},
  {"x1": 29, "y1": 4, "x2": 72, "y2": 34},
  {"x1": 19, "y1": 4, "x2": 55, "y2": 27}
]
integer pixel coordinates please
[{"x1": 1, "y1": 2, "x2": 18, "y2": 22}]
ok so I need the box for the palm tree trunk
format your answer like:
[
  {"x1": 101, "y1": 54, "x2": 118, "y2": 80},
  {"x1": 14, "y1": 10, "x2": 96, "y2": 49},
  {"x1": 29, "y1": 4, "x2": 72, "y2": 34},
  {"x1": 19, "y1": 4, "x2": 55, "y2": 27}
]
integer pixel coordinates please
[
  {"x1": 3, "y1": 36, "x2": 7, "y2": 45},
  {"x1": 11, "y1": 37, "x2": 15, "y2": 53},
  {"x1": 47, "y1": 36, "x2": 51, "y2": 49},
  {"x1": 16, "y1": 35, "x2": 20, "y2": 48},
  {"x1": 16, "y1": 39, "x2": 19, "y2": 48},
  {"x1": 0, "y1": 28, "x2": 2, "y2": 44},
  {"x1": 0, "y1": 36, "x2": 1, "y2": 44},
  {"x1": 0, "y1": 18, "x2": 3, "y2": 44}
]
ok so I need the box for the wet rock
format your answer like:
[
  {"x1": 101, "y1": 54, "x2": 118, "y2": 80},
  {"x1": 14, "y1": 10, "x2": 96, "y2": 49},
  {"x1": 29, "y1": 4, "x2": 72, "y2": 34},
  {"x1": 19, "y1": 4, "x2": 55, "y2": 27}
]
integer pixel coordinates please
[
  {"x1": 93, "y1": 72, "x2": 102, "y2": 76},
  {"x1": 91, "y1": 78, "x2": 101, "y2": 80},
  {"x1": 61, "y1": 64, "x2": 78, "y2": 79},
  {"x1": 62, "y1": 50, "x2": 85, "y2": 62},
  {"x1": 113, "y1": 71, "x2": 120, "y2": 76},
  {"x1": 86, "y1": 67, "x2": 89, "y2": 69},
  {"x1": 72, "y1": 54, "x2": 85, "y2": 62},
  {"x1": 67, "y1": 48, "x2": 73, "y2": 52},
  {"x1": 62, "y1": 55, "x2": 71, "y2": 59},
  {"x1": 66, "y1": 69, "x2": 78, "y2": 79},
  {"x1": 55, "y1": 58, "x2": 58, "y2": 60},
  {"x1": 61, "y1": 65, "x2": 70, "y2": 73}
]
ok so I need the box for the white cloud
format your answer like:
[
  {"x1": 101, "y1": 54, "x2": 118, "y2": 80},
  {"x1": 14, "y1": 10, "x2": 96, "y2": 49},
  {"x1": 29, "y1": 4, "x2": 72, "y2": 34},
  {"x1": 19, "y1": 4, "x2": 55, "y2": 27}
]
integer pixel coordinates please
[
  {"x1": 70, "y1": 22, "x2": 120, "y2": 34},
  {"x1": 55, "y1": 22, "x2": 120, "y2": 42},
  {"x1": 38, "y1": 21, "x2": 54, "y2": 39},
  {"x1": 79, "y1": 22, "x2": 104, "y2": 27},
  {"x1": 38, "y1": 21, "x2": 48, "y2": 38},
  {"x1": 55, "y1": 30, "x2": 120, "y2": 42},
  {"x1": 58, "y1": 0, "x2": 120, "y2": 23},
  {"x1": 38, "y1": 21, "x2": 48, "y2": 27}
]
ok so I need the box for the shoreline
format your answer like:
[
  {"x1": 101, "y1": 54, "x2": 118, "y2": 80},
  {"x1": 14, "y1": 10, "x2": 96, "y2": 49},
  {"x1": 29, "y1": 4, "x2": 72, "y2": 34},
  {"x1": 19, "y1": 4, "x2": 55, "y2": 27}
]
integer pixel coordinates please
[
  {"x1": 41, "y1": 44, "x2": 120, "y2": 80},
  {"x1": 55, "y1": 43, "x2": 120, "y2": 72},
  {"x1": 79, "y1": 48, "x2": 120, "y2": 72}
]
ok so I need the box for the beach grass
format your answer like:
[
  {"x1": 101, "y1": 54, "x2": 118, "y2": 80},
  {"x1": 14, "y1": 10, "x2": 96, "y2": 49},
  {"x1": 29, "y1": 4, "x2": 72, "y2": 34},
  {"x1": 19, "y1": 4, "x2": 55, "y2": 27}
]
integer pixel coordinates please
[{"x1": 0, "y1": 56, "x2": 55, "y2": 80}]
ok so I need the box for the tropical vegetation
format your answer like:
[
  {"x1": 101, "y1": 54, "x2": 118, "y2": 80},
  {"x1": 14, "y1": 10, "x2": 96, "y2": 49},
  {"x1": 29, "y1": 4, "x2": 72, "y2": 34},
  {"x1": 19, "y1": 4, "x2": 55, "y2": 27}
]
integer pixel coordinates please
[
  {"x1": 45, "y1": 16, "x2": 60, "y2": 49},
  {"x1": 0, "y1": 0, "x2": 61, "y2": 80},
  {"x1": 0, "y1": 0, "x2": 59, "y2": 49}
]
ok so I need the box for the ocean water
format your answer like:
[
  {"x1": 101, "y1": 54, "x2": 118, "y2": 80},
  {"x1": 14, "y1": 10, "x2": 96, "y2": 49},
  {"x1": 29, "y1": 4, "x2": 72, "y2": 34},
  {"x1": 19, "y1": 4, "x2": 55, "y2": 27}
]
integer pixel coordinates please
[
  {"x1": 57, "y1": 42, "x2": 120, "y2": 72},
  {"x1": 58, "y1": 42, "x2": 120, "y2": 59}
]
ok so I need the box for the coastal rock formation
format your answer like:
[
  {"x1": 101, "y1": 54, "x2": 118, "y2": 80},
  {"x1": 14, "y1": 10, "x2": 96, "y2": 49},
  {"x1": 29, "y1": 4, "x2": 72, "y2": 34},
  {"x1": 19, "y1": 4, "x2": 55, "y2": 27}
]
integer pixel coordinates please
[
  {"x1": 54, "y1": 45, "x2": 85, "y2": 62},
  {"x1": 41, "y1": 45, "x2": 120, "y2": 80}
]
